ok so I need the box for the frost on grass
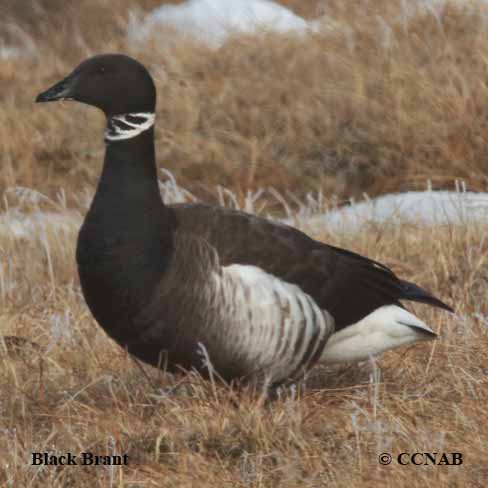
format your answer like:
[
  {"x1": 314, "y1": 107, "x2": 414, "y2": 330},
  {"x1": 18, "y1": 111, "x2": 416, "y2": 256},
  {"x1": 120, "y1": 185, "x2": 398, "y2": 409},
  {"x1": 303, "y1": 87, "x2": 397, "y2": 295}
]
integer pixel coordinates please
[
  {"x1": 2, "y1": 177, "x2": 488, "y2": 242},
  {"x1": 0, "y1": 187, "x2": 81, "y2": 240}
]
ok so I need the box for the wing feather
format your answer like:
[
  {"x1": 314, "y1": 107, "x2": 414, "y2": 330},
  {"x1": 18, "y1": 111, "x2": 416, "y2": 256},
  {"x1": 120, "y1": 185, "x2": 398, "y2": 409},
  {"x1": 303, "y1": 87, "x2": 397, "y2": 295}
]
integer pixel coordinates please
[{"x1": 170, "y1": 203, "x2": 452, "y2": 330}]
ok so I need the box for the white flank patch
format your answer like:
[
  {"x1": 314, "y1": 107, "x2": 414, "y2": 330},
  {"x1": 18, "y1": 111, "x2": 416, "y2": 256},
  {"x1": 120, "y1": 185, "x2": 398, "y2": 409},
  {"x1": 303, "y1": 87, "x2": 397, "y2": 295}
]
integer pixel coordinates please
[
  {"x1": 218, "y1": 264, "x2": 333, "y2": 382},
  {"x1": 319, "y1": 305, "x2": 436, "y2": 364},
  {"x1": 105, "y1": 112, "x2": 155, "y2": 142}
]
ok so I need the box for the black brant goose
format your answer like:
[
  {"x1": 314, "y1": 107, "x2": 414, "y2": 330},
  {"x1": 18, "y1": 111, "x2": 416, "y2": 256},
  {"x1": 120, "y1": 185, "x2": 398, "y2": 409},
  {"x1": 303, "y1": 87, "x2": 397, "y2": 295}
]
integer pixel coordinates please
[{"x1": 36, "y1": 54, "x2": 452, "y2": 385}]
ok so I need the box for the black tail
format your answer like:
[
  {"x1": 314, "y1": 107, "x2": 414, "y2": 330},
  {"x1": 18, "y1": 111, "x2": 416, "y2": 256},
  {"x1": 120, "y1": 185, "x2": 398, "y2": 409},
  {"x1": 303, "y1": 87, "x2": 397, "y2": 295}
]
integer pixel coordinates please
[{"x1": 400, "y1": 280, "x2": 453, "y2": 312}]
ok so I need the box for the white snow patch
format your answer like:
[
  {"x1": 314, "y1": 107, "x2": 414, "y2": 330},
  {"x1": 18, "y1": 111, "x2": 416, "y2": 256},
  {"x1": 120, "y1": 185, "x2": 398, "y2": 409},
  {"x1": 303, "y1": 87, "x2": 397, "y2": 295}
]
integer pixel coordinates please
[
  {"x1": 305, "y1": 190, "x2": 488, "y2": 234},
  {"x1": 127, "y1": 0, "x2": 488, "y2": 51},
  {"x1": 128, "y1": 0, "x2": 326, "y2": 48},
  {"x1": 0, "y1": 23, "x2": 38, "y2": 61},
  {"x1": 0, "y1": 210, "x2": 81, "y2": 239}
]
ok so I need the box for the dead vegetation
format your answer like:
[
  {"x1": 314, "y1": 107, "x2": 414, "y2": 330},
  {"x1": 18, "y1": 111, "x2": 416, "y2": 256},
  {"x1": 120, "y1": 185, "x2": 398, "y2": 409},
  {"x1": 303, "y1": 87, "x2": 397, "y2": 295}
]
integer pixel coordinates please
[
  {"x1": 0, "y1": 190, "x2": 487, "y2": 487},
  {"x1": 1, "y1": 0, "x2": 488, "y2": 202},
  {"x1": 1, "y1": 0, "x2": 488, "y2": 486}
]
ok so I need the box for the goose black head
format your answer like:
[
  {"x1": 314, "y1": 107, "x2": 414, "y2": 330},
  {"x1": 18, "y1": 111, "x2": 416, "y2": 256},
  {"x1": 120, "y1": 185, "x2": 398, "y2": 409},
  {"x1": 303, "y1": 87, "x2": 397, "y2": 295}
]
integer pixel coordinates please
[{"x1": 35, "y1": 54, "x2": 156, "y2": 116}]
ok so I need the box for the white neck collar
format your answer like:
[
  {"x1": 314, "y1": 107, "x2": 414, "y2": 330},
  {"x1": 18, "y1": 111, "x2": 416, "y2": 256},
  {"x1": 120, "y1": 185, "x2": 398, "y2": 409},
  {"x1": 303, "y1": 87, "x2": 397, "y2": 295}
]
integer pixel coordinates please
[{"x1": 104, "y1": 112, "x2": 155, "y2": 142}]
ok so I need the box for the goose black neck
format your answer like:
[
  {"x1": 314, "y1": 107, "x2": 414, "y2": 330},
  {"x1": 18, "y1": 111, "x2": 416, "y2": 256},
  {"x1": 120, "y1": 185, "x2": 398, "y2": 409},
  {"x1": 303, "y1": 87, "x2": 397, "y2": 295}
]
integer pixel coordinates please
[
  {"x1": 82, "y1": 125, "x2": 174, "y2": 244},
  {"x1": 96, "y1": 127, "x2": 161, "y2": 209}
]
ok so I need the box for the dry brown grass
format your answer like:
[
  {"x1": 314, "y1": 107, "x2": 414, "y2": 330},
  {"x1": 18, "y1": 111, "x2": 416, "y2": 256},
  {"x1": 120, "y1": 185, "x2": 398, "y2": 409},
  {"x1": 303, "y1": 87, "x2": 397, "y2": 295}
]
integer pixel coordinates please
[
  {"x1": 1, "y1": 0, "x2": 488, "y2": 486},
  {"x1": 0, "y1": 192, "x2": 487, "y2": 487},
  {"x1": 1, "y1": 0, "x2": 488, "y2": 201}
]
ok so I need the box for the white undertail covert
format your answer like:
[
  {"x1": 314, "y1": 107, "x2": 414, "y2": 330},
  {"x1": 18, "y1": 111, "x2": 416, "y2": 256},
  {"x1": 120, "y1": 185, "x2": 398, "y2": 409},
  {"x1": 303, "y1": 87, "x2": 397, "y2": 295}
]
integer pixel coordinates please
[{"x1": 319, "y1": 305, "x2": 436, "y2": 364}]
